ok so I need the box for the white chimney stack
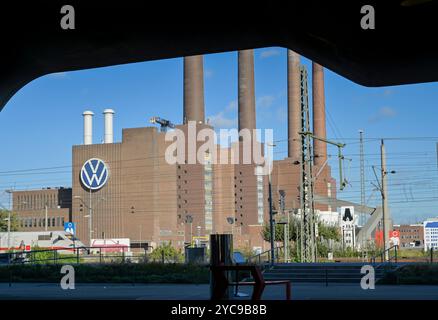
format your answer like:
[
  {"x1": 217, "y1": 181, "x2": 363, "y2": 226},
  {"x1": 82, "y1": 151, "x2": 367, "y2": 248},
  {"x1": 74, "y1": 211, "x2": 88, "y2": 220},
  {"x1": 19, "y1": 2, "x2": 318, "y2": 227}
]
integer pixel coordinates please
[
  {"x1": 103, "y1": 109, "x2": 115, "y2": 144},
  {"x1": 82, "y1": 110, "x2": 94, "y2": 145}
]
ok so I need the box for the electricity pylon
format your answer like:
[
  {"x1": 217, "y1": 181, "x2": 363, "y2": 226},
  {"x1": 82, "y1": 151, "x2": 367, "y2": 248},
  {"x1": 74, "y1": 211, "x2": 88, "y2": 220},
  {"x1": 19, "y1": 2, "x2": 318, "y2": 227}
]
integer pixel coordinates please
[{"x1": 298, "y1": 65, "x2": 347, "y2": 263}]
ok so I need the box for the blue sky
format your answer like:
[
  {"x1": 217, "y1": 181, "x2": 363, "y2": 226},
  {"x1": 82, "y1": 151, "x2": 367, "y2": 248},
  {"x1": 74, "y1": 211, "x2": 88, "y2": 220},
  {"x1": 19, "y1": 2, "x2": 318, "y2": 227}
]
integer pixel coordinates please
[{"x1": 1, "y1": 46, "x2": 438, "y2": 224}]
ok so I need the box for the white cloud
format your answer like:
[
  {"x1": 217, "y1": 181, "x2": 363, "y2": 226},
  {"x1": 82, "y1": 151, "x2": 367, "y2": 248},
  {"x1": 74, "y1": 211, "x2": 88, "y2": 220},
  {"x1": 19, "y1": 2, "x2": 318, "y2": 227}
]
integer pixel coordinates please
[
  {"x1": 225, "y1": 100, "x2": 237, "y2": 112},
  {"x1": 257, "y1": 95, "x2": 275, "y2": 108},
  {"x1": 260, "y1": 49, "x2": 281, "y2": 59},
  {"x1": 207, "y1": 100, "x2": 238, "y2": 128},
  {"x1": 208, "y1": 111, "x2": 237, "y2": 128},
  {"x1": 368, "y1": 106, "x2": 397, "y2": 123},
  {"x1": 208, "y1": 96, "x2": 274, "y2": 129}
]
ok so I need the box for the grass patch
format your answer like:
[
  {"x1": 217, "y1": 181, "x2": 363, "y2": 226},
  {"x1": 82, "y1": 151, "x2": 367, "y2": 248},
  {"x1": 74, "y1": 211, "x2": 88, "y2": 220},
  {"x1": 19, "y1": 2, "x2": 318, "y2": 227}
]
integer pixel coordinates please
[{"x1": 0, "y1": 263, "x2": 210, "y2": 284}]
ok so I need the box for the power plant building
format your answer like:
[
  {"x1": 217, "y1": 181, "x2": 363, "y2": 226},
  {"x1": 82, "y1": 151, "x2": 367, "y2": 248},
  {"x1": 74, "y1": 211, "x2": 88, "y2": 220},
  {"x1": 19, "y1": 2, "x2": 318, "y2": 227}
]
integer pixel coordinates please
[
  {"x1": 10, "y1": 50, "x2": 338, "y2": 253},
  {"x1": 12, "y1": 187, "x2": 72, "y2": 232}
]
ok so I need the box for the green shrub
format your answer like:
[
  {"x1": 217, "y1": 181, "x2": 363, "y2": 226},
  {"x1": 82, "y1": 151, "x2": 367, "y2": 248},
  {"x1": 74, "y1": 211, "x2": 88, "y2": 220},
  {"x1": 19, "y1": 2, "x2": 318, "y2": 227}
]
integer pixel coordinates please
[
  {"x1": 149, "y1": 243, "x2": 184, "y2": 263},
  {"x1": 378, "y1": 263, "x2": 438, "y2": 285},
  {"x1": 0, "y1": 263, "x2": 209, "y2": 284}
]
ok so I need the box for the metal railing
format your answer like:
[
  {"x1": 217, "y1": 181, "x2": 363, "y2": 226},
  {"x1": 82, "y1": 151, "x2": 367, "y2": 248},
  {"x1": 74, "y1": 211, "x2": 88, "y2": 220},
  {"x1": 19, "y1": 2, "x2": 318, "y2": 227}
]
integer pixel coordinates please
[
  {"x1": 370, "y1": 245, "x2": 398, "y2": 264},
  {"x1": 246, "y1": 246, "x2": 284, "y2": 266},
  {"x1": 3, "y1": 245, "x2": 151, "y2": 265}
]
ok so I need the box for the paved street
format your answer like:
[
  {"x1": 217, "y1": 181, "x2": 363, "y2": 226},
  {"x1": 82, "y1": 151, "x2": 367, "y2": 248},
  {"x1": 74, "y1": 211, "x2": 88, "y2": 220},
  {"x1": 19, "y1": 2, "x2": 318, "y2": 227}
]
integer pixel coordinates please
[{"x1": 0, "y1": 282, "x2": 437, "y2": 300}]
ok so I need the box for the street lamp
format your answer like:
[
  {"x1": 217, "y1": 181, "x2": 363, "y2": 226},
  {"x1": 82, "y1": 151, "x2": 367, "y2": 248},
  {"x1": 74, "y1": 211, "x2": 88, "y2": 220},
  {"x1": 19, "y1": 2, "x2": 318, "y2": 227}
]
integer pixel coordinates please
[
  {"x1": 5, "y1": 190, "x2": 13, "y2": 251},
  {"x1": 226, "y1": 217, "x2": 235, "y2": 236},
  {"x1": 279, "y1": 190, "x2": 289, "y2": 263},
  {"x1": 267, "y1": 143, "x2": 276, "y2": 265},
  {"x1": 74, "y1": 195, "x2": 105, "y2": 246},
  {"x1": 185, "y1": 215, "x2": 193, "y2": 247},
  {"x1": 44, "y1": 202, "x2": 49, "y2": 232},
  {"x1": 372, "y1": 153, "x2": 396, "y2": 261}
]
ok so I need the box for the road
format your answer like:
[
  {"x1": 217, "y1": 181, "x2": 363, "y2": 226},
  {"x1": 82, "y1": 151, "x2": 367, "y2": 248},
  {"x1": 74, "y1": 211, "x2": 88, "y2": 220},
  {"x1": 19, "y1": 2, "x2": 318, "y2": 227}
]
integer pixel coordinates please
[{"x1": 0, "y1": 282, "x2": 438, "y2": 300}]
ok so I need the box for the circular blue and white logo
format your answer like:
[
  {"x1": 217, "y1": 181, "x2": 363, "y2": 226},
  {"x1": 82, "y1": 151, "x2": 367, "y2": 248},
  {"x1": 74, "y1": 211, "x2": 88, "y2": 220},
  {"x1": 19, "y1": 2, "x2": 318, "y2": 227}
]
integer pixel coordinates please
[{"x1": 80, "y1": 158, "x2": 109, "y2": 190}]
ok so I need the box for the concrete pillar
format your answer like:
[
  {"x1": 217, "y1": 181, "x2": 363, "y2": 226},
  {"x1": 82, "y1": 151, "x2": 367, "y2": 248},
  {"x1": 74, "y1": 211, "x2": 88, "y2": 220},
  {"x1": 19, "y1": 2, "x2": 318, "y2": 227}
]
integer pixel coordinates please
[
  {"x1": 183, "y1": 55, "x2": 205, "y2": 124},
  {"x1": 312, "y1": 62, "x2": 327, "y2": 166},
  {"x1": 238, "y1": 50, "x2": 256, "y2": 132},
  {"x1": 288, "y1": 50, "x2": 301, "y2": 160},
  {"x1": 83, "y1": 110, "x2": 94, "y2": 145}
]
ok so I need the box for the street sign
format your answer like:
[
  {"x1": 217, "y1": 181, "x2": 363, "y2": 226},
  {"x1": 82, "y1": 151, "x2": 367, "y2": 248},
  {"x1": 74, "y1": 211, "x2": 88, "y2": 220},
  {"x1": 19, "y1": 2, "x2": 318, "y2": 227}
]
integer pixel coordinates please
[
  {"x1": 389, "y1": 230, "x2": 400, "y2": 246},
  {"x1": 340, "y1": 206, "x2": 356, "y2": 248},
  {"x1": 64, "y1": 222, "x2": 76, "y2": 235}
]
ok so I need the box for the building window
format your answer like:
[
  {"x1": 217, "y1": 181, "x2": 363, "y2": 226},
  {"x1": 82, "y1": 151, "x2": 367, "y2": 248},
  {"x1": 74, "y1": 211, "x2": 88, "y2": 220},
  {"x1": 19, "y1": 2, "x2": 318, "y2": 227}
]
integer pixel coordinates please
[
  {"x1": 255, "y1": 166, "x2": 265, "y2": 224},
  {"x1": 204, "y1": 151, "x2": 213, "y2": 232}
]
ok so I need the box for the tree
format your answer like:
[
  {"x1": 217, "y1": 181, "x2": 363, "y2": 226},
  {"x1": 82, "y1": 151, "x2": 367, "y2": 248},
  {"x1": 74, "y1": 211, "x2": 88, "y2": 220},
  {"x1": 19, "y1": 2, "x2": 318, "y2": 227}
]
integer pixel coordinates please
[
  {"x1": 0, "y1": 209, "x2": 19, "y2": 232},
  {"x1": 261, "y1": 216, "x2": 301, "y2": 242},
  {"x1": 261, "y1": 217, "x2": 341, "y2": 256},
  {"x1": 149, "y1": 242, "x2": 184, "y2": 263},
  {"x1": 317, "y1": 222, "x2": 340, "y2": 242}
]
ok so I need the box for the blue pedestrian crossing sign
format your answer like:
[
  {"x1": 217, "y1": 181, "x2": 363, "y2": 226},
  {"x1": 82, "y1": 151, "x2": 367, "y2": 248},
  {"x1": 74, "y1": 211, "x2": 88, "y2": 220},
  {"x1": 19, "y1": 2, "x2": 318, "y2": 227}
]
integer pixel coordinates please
[{"x1": 64, "y1": 222, "x2": 76, "y2": 235}]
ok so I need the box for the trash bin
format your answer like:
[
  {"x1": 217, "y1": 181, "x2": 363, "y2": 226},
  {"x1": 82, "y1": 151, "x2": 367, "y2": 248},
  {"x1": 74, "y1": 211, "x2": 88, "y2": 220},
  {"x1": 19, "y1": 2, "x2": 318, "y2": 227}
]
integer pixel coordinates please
[{"x1": 185, "y1": 247, "x2": 206, "y2": 264}]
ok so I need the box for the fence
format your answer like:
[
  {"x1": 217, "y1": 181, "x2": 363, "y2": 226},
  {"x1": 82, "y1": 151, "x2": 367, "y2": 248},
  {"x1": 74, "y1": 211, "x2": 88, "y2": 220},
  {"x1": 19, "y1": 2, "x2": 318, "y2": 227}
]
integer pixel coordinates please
[{"x1": 3, "y1": 245, "x2": 151, "y2": 265}]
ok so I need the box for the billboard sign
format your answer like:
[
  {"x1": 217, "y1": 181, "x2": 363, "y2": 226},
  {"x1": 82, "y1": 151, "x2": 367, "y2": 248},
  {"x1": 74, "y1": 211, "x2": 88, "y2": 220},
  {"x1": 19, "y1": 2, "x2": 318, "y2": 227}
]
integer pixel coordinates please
[{"x1": 375, "y1": 230, "x2": 400, "y2": 247}]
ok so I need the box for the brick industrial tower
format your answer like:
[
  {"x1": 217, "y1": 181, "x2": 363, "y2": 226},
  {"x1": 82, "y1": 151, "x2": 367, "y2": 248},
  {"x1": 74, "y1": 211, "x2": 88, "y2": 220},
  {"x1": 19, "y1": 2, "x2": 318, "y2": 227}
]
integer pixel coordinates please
[{"x1": 71, "y1": 51, "x2": 336, "y2": 252}]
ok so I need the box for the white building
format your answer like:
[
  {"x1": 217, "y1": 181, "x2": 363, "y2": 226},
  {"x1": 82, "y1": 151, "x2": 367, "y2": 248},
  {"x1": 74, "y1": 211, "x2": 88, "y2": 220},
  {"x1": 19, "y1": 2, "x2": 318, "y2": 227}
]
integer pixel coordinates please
[
  {"x1": 424, "y1": 220, "x2": 438, "y2": 251},
  {"x1": 0, "y1": 231, "x2": 83, "y2": 253}
]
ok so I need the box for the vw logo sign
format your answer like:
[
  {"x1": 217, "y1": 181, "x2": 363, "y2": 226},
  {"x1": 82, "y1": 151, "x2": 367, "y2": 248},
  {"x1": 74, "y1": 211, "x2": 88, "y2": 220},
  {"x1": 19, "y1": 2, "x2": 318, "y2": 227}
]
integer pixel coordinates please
[{"x1": 80, "y1": 158, "x2": 109, "y2": 190}]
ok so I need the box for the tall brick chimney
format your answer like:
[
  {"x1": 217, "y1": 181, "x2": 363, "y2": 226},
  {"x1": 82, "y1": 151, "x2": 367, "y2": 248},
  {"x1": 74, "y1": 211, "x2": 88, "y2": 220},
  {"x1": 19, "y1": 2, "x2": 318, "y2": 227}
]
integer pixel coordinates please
[
  {"x1": 238, "y1": 50, "x2": 256, "y2": 132},
  {"x1": 288, "y1": 50, "x2": 301, "y2": 161},
  {"x1": 312, "y1": 62, "x2": 327, "y2": 166},
  {"x1": 183, "y1": 55, "x2": 205, "y2": 124}
]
